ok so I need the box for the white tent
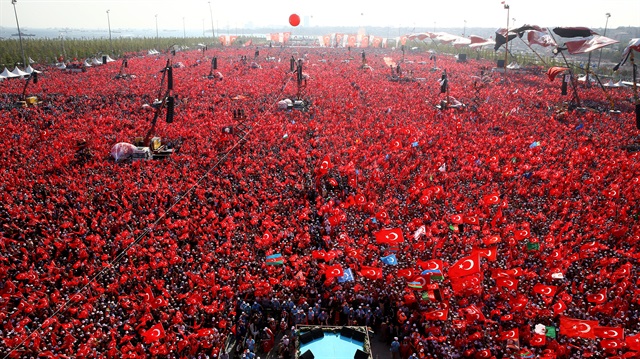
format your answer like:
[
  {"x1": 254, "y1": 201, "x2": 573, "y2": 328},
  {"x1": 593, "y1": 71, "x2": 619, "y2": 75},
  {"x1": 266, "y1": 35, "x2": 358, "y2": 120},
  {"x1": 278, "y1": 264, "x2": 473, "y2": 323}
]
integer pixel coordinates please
[
  {"x1": 105, "y1": 55, "x2": 116, "y2": 63},
  {"x1": 24, "y1": 65, "x2": 41, "y2": 74},
  {"x1": 92, "y1": 57, "x2": 103, "y2": 65},
  {"x1": 84, "y1": 59, "x2": 93, "y2": 67},
  {"x1": 29, "y1": 57, "x2": 36, "y2": 64},
  {"x1": 55, "y1": 62, "x2": 66, "y2": 69},
  {"x1": 12, "y1": 67, "x2": 29, "y2": 77},
  {"x1": 1, "y1": 67, "x2": 19, "y2": 78}
]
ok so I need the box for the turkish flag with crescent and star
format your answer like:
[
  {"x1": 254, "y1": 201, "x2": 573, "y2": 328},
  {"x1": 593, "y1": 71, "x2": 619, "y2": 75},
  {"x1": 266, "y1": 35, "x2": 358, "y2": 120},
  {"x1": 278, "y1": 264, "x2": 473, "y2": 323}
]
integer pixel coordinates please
[
  {"x1": 422, "y1": 309, "x2": 449, "y2": 321},
  {"x1": 374, "y1": 228, "x2": 404, "y2": 245},
  {"x1": 317, "y1": 155, "x2": 332, "y2": 177},
  {"x1": 594, "y1": 326, "x2": 625, "y2": 340},
  {"x1": 499, "y1": 328, "x2": 519, "y2": 340},
  {"x1": 559, "y1": 316, "x2": 598, "y2": 339},
  {"x1": 143, "y1": 323, "x2": 166, "y2": 344},
  {"x1": 448, "y1": 255, "x2": 481, "y2": 278},
  {"x1": 359, "y1": 266, "x2": 383, "y2": 280}
]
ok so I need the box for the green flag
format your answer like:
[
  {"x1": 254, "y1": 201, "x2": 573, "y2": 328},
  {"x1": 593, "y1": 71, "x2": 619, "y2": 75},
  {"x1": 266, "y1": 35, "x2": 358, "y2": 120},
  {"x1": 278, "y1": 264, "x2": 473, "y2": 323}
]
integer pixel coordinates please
[
  {"x1": 526, "y1": 242, "x2": 540, "y2": 251},
  {"x1": 545, "y1": 326, "x2": 556, "y2": 339}
]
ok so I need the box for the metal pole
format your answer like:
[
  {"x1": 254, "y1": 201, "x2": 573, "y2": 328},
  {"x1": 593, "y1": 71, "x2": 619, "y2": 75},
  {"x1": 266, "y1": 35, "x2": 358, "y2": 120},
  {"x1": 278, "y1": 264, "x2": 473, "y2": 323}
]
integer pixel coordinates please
[
  {"x1": 208, "y1": 1, "x2": 215, "y2": 44},
  {"x1": 155, "y1": 14, "x2": 159, "y2": 43},
  {"x1": 463, "y1": 20, "x2": 466, "y2": 37},
  {"x1": 12, "y1": 0, "x2": 27, "y2": 67},
  {"x1": 504, "y1": 2, "x2": 509, "y2": 78},
  {"x1": 183, "y1": 17, "x2": 186, "y2": 39},
  {"x1": 107, "y1": 10, "x2": 112, "y2": 53},
  {"x1": 596, "y1": 13, "x2": 611, "y2": 69}
]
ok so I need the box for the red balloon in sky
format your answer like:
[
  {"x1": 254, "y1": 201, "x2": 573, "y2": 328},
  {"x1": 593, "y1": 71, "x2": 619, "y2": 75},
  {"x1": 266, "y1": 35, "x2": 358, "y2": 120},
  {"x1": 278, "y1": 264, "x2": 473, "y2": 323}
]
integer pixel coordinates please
[{"x1": 289, "y1": 14, "x2": 300, "y2": 27}]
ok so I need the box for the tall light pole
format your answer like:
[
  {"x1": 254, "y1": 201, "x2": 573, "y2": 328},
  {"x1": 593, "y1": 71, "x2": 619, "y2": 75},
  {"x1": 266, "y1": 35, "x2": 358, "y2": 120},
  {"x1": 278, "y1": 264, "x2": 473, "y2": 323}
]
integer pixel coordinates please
[
  {"x1": 503, "y1": 1, "x2": 510, "y2": 77},
  {"x1": 208, "y1": 1, "x2": 215, "y2": 44},
  {"x1": 463, "y1": 20, "x2": 467, "y2": 36},
  {"x1": 106, "y1": 10, "x2": 112, "y2": 53},
  {"x1": 155, "y1": 14, "x2": 159, "y2": 43},
  {"x1": 11, "y1": 0, "x2": 27, "y2": 67},
  {"x1": 183, "y1": 17, "x2": 186, "y2": 39},
  {"x1": 597, "y1": 12, "x2": 611, "y2": 69}
]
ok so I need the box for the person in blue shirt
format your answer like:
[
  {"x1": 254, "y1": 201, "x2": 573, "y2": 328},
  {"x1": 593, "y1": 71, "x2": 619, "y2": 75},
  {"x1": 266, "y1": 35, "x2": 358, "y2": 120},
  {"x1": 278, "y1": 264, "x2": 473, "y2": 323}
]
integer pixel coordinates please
[
  {"x1": 390, "y1": 337, "x2": 400, "y2": 359},
  {"x1": 245, "y1": 336, "x2": 255, "y2": 353}
]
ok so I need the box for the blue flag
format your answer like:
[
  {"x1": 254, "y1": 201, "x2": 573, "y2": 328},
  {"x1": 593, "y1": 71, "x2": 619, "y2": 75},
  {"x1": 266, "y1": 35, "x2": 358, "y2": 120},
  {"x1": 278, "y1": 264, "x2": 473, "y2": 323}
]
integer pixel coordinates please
[
  {"x1": 338, "y1": 268, "x2": 355, "y2": 283},
  {"x1": 381, "y1": 253, "x2": 398, "y2": 266}
]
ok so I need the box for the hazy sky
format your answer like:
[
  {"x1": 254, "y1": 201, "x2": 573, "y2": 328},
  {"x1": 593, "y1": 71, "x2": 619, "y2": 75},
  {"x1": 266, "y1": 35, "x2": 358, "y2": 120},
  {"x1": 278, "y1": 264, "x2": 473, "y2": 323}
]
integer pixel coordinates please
[{"x1": 0, "y1": 0, "x2": 638, "y2": 33}]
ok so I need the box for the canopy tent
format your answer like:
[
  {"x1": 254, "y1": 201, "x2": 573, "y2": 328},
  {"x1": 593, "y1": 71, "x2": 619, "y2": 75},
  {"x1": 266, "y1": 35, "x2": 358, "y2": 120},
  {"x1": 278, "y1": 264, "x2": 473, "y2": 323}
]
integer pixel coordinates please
[
  {"x1": 84, "y1": 59, "x2": 93, "y2": 67},
  {"x1": 91, "y1": 58, "x2": 103, "y2": 65},
  {"x1": 55, "y1": 62, "x2": 66, "y2": 69},
  {"x1": 24, "y1": 65, "x2": 41, "y2": 74},
  {"x1": 10, "y1": 67, "x2": 29, "y2": 77},
  {"x1": 1, "y1": 67, "x2": 19, "y2": 78}
]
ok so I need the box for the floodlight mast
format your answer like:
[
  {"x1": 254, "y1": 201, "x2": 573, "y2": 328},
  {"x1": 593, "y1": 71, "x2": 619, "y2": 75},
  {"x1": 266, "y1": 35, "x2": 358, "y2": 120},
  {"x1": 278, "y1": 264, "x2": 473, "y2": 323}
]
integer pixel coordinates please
[
  {"x1": 12, "y1": 0, "x2": 27, "y2": 67},
  {"x1": 596, "y1": 13, "x2": 611, "y2": 69}
]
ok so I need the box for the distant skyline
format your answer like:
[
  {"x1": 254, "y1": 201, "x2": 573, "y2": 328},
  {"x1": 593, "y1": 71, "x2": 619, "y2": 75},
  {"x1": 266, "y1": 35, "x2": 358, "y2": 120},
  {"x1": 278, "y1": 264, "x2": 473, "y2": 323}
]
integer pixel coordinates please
[{"x1": 0, "y1": 0, "x2": 638, "y2": 34}]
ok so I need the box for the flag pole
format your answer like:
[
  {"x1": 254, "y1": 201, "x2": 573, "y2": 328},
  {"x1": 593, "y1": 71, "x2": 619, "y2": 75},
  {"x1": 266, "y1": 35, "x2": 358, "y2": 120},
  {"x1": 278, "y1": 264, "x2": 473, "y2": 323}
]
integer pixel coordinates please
[{"x1": 517, "y1": 36, "x2": 547, "y2": 66}]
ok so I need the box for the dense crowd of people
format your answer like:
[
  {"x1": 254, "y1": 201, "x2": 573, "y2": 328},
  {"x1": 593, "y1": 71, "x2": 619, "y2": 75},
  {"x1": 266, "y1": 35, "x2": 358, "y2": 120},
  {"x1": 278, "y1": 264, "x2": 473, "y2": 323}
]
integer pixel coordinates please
[{"x1": 0, "y1": 43, "x2": 639, "y2": 359}]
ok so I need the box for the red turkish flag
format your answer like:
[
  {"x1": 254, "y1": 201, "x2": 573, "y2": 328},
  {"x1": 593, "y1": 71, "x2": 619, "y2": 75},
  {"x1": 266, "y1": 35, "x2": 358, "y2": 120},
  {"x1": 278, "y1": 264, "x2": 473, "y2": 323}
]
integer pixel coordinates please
[
  {"x1": 472, "y1": 247, "x2": 497, "y2": 262},
  {"x1": 530, "y1": 334, "x2": 546, "y2": 346},
  {"x1": 359, "y1": 266, "x2": 383, "y2": 280},
  {"x1": 151, "y1": 296, "x2": 168, "y2": 309},
  {"x1": 143, "y1": 323, "x2": 166, "y2": 344},
  {"x1": 450, "y1": 273, "x2": 483, "y2": 296},
  {"x1": 450, "y1": 214, "x2": 464, "y2": 224},
  {"x1": 483, "y1": 235, "x2": 501, "y2": 245},
  {"x1": 196, "y1": 328, "x2": 216, "y2": 338},
  {"x1": 495, "y1": 277, "x2": 519, "y2": 290},
  {"x1": 463, "y1": 215, "x2": 479, "y2": 226},
  {"x1": 389, "y1": 139, "x2": 402, "y2": 151},
  {"x1": 448, "y1": 255, "x2": 480, "y2": 278},
  {"x1": 416, "y1": 259, "x2": 444, "y2": 272},
  {"x1": 625, "y1": 333, "x2": 640, "y2": 351},
  {"x1": 397, "y1": 268, "x2": 418, "y2": 279},
  {"x1": 491, "y1": 267, "x2": 523, "y2": 278},
  {"x1": 499, "y1": 328, "x2": 519, "y2": 340},
  {"x1": 552, "y1": 300, "x2": 567, "y2": 315},
  {"x1": 312, "y1": 250, "x2": 327, "y2": 261},
  {"x1": 482, "y1": 193, "x2": 501, "y2": 205},
  {"x1": 532, "y1": 283, "x2": 558, "y2": 297},
  {"x1": 586, "y1": 288, "x2": 607, "y2": 304},
  {"x1": 514, "y1": 229, "x2": 530, "y2": 241},
  {"x1": 559, "y1": 316, "x2": 598, "y2": 339},
  {"x1": 422, "y1": 309, "x2": 448, "y2": 321},
  {"x1": 374, "y1": 228, "x2": 404, "y2": 245},
  {"x1": 324, "y1": 265, "x2": 344, "y2": 278},
  {"x1": 140, "y1": 287, "x2": 155, "y2": 303},
  {"x1": 594, "y1": 326, "x2": 625, "y2": 340},
  {"x1": 317, "y1": 155, "x2": 331, "y2": 176},
  {"x1": 461, "y1": 304, "x2": 486, "y2": 322},
  {"x1": 600, "y1": 339, "x2": 625, "y2": 350}
]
